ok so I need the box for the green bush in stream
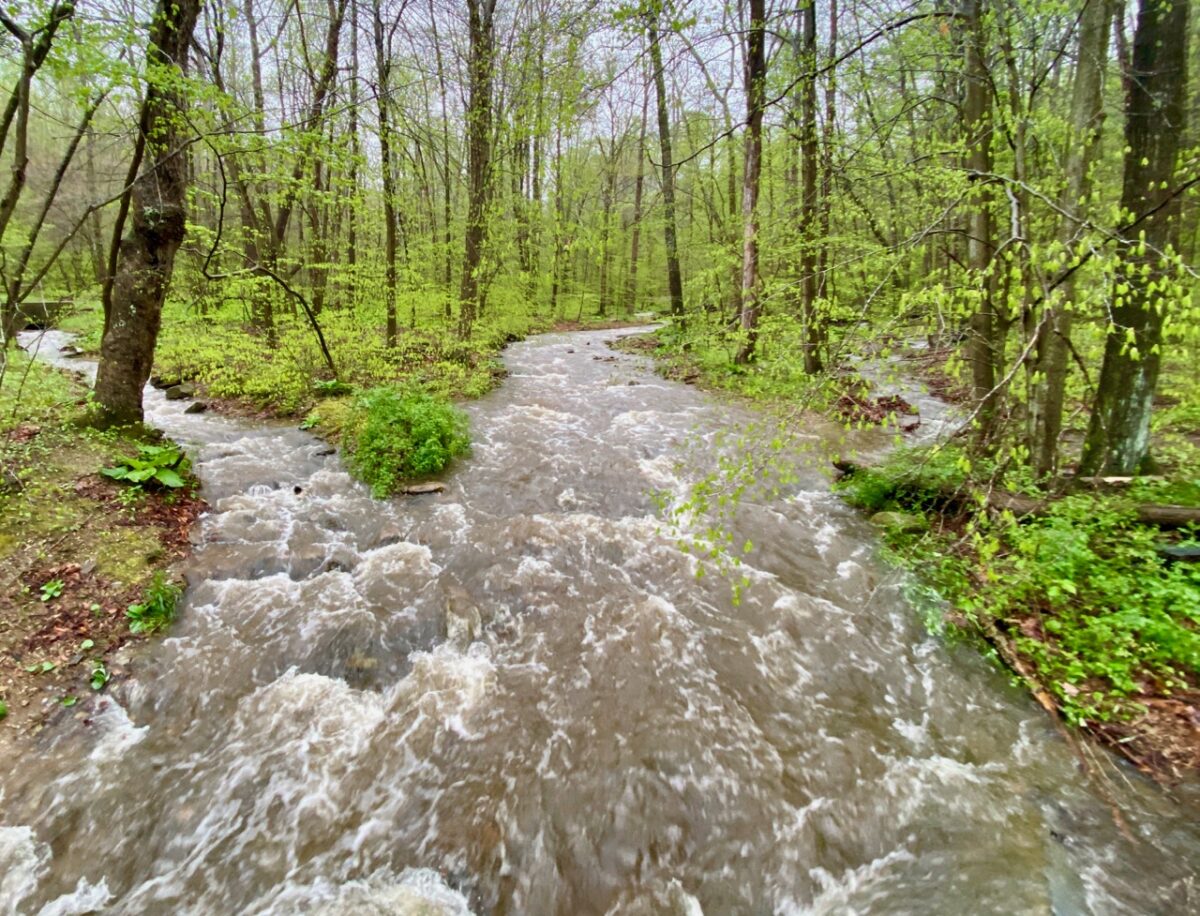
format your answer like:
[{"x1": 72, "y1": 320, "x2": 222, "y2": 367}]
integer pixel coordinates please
[{"x1": 344, "y1": 387, "x2": 469, "y2": 497}]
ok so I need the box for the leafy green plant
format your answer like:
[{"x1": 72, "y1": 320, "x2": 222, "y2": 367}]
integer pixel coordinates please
[
  {"x1": 102, "y1": 444, "x2": 188, "y2": 489},
  {"x1": 343, "y1": 387, "x2": 470, "y2": 497},
  {"x1": 0, "y1": 700, "x2": 7, "y2": 720},
  {"x1": 314, "y1": 378, "x2": 354, "y2": 397},
  {"x1": 39, "y1": 578, "x2": 64, "y2": 601},
  {"x1": 126, "y1": 572, "x2": 183, "y2": 635},
  {"x1": 90, "y1": 662, "x2": 109, "y2": 691}
]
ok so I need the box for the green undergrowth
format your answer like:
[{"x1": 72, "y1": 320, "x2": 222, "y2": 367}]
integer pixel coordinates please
[
  {"x1": 626, "y1": 317, "x2": 917, "y2": 430},
  {"x1": 1, "y1": 352, "x2": 199, "y2": 734},
  {"x1": 838, "y1": 445, "x2": 1200, "y2": 728}
]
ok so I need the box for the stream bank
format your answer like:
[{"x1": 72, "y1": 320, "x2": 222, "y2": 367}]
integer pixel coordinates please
[{"x1": 0, "y1": 336, "x2": 204, "y2": 747}]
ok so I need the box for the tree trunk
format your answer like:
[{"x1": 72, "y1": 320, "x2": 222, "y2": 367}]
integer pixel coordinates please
[
  {"x1": 799, "y1": 0, "x2": 823, "y2": 373},
  {"x1": 458, "y1": 0, "x2": 497, "y2": 337},
  {"x1": 373, "y1": 0, "x2": 399, "y2": 347},
  {"x1": 92, "y1": 0, "x2": 201, "y2": 426},
  {"x1": 345, "y1": 0, "x2": 359, "y2": 309},
  {"x1": 626, "y1": 72, "x2": 649, "y2": 314},
  {"x1": 1031, "y1": 0, "x2": 1112, "y2": 477},
  {"x1": 817, "y1": 0, "x2": 837, "y2": 301},
  {"x1": 429, "y1": 0, "x2": 454, "y2": 321},
  {"x1": 647, "y1": 15, "x2": 684, "y2": 320},
  {"x1": 1079, "y1": 0, "x2": 1190, "y2": 475},
  {"x1": 963, "y1": 0, "x2": 995, "y2": 439},
  {"x1": 733, "y1": 0, "x2": 766, "y2": 364}
]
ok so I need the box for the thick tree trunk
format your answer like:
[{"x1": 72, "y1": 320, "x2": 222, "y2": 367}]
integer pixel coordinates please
[
  {"x1": 1031, "y1": 0, "x2": 1112, "y2": 477},
  {"x1": 647, "y1": 16, "x2": 684, "y2": 320},
  {"x1": 458, "y1": 0, "x2": 497, "y2": 337},
  {"x1": 733, "y1": 0, "x2": 766, "y2": 364},
  {"x1": 1079, "y1": 0, "x2": 1190, "y2": 475},
  {"x1": 92, "y1": 0, "x2": 201, "y2": 426}
]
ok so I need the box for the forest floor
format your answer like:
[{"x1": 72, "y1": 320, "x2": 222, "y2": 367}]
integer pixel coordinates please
[
  {"x1": 0, "y1": 352, "x2": 204, "y2": 750},
  {"x1": 618, "y1": 328, "x2": 1200, "y2": 785}
]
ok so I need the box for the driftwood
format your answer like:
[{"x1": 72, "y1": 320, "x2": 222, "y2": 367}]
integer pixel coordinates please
[{"x1": 833, "y1": 459, "x2": 1200, "y2": 528}]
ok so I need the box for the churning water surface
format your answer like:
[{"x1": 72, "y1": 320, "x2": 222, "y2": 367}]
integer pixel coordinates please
[{"x1": 2, "y1": 329, "x2": 1197, "y2": 915}]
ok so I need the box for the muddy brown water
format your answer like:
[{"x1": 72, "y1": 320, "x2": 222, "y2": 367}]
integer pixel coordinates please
[{"x1": 2, "y1": 329, "x2": 1197, "y2": 915}]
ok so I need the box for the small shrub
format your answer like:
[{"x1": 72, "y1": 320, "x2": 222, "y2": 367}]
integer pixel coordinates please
[
  {"x1": 127, "y1": 572, "x2": 182, "y2": 635},
  {"x1": 102, "y1": 444, "x2": 188, "y2": 489},
  {"x1": 345, "y1": 387, "x2": 469, "y2": 497}
]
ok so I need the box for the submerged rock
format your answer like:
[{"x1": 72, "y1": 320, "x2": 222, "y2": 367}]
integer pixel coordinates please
[
  {"x1": 184, "y1": 401, "x2": 208, "y2": 414},
  {"x1": 444, "y1": 585, "x2": 483, "y2": 647},
  {"x1": 404, "y1": 482, "x2": 445, "y2": 495},
  {"x1": 164, "y1": 382, "x2": 197, "y2": 400}
]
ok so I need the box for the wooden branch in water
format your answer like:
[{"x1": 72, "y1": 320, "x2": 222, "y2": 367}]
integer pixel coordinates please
[{"x1": 832, "y1": 460, "x2": 1200, "y2": 528}]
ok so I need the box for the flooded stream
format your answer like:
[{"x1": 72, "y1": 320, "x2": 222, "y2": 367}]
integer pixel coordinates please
[{"x1": 3, "y1": 328, "x2": 1197, "y2": 914}]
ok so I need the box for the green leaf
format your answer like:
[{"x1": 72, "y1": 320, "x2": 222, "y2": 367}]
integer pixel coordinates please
[{"x1": 153, "y1": 468, "x2": 185, "y2": 488}]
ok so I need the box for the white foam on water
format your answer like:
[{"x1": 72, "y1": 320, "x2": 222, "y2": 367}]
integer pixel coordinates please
[
  {"x1": 0, "y1": 826, "x2": 47, "y2": 915},
  {"x1": 798, "y1": 847, "x2": 916, "y2": 914},
  {"x1": 264, "y1": 866, "x2": 474, "y2": 915},
  {"x1": 35, "y1": 878, "x2": 113, "y2": 916},
  {"x1": 86, "y1": 700, "x2": 148, "y2": 764}
]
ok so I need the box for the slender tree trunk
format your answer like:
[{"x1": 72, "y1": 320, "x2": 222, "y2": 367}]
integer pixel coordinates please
[
  {"x1": 527, "y1": 45, "x2": 544, "y2": 304},
  {"x1": 345, "y1": 0, "x2": 359, "y2": 309},
  {"x1": 734, "y1": 0, "x2": 766, "y2": 364},
  {"x1": 550, "y1": 121, "x2": 564, "y2": 315},
  {"x1": 92, "y1": 0, "x2": 201, "y2": 426},
  {"x1": 647, "y1": 15, "x2": 684, "y2": 320},
  {"x1": 1031, "y1": 0, "x2": 1112, "y2": 476},
  {"x1": 429, "y1": 0, "x2": 454, "y2": 320},
  {"x1": 373, "y1": 0, "x2": 399, "y2": 347},
  {"x1": 626, "y1": 74, "x2": 649, "y2": 315},
  {"x1": 1079, "y1": 0, "x2": 1189, "y2": 475},
  {"x1": 817, "y1": 0, "x2": 837, "y2": 301}
]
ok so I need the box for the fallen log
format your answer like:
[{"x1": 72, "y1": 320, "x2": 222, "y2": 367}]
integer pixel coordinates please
[{"x1": 833, "y1": 459, "x2": 1200, "y2": 528}]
